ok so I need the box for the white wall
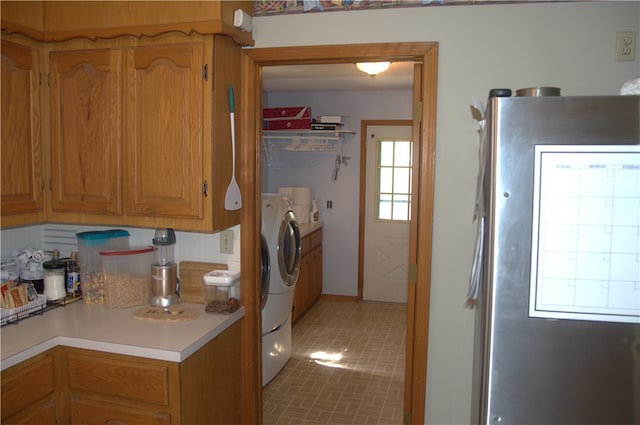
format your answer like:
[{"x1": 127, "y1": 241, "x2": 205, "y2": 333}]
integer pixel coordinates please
[
  {"x1": 252, "y1": 2, "x2": 640, "y2": 424},
  {"x1": 264, "y1": 90, "x2": 411, "y2": 296}
]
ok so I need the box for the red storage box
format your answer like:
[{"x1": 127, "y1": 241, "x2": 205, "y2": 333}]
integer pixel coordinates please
[
  {"x1": 263, "y1": 106, "x2": 310, "y2": 119},
  {"x1": 263, "y1": 118, "x2": 312, "y2": 130},
  {"x1": 263, "y1": 106, "x2": 311, "y2": 130}
]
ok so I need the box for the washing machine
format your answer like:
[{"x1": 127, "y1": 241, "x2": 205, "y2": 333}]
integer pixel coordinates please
[
  {"x1": 261, "y1": 193, "x2": 302, "y2": 386},
  {"x1": 260, "y1": 233, "x2": 270, "y2": 310}
]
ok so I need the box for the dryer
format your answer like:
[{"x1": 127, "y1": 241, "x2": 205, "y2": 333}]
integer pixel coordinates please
[{"x1": 261, "y1": 193, "x2": 301, "y2": 386}]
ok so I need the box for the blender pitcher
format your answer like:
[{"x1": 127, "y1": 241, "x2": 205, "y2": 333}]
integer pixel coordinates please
[{"x1": 151, "y1": 228, "x2": 180, "y2": 307}]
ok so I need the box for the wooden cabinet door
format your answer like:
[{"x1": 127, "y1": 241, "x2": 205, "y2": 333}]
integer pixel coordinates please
[
  {"x1": 310, "y1": 245, "x2": 323, "y2": 302},
  {"x1": 49, "y1": 48, "x2": 122, "y2": 216},
  {"x1": 124, "y1": 42, "x2": 204, "y2": 219},
  {"x1": 2, "y1": 400, "x2": 57, "y2": 425},
  {"x1": 70, "y1": 396, "x2": 171, "y2": 425},
  {"x1": 1, "y1": 40, "x2": 45, "y2": 226},
  {"x1": 293, "y1": 250, "x2": 312, "y2": 322},
  {"x1": 1, "y1": 350, "x2": 58, "y2": 424}
]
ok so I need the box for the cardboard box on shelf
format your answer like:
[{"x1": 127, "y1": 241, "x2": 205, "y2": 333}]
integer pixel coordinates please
[
  {"x1": 263, "y1": 118, "x2": 312, "y2": 130},
  {"x1": 263, "y1": 106, "x2": 310, "y2": 119},
  {"x1": 263, "y1": 106, "x2": 312, "y2": 130}
]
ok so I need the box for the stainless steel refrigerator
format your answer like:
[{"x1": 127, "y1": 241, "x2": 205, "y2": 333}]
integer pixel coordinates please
[{"x1": 469, "y1": 92, "x2": 640, "y2": 425}]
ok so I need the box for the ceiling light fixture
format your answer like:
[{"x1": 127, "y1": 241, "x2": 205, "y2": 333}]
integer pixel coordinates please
[{"x1": 355, "y1": 62, "x2": 391, "y2": 76}]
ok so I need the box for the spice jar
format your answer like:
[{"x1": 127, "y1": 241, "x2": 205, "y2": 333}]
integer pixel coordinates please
[
  {"x1": 65, "y1": 251, "x2": 81, "y2": 297},
  {"x1": 43, "y1": 249, "x2": 67, "y2": 300}
]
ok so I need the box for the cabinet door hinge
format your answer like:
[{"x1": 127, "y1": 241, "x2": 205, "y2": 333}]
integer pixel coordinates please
[
  {"x1": 39, "y1": 72, "x2": 43, "y2": 86},
  {"x1": 404, "y1": 413, "x2": 412, "y2": 425},
  {"x1": 202, "y1": 180, "x2": 208, "y2": 197},
  {"x1": 409, "y1": 263, "x2": 417, "y2": 285},
  {"x1": 202, "y1": 64, "x2": 208, "y2": 81}
]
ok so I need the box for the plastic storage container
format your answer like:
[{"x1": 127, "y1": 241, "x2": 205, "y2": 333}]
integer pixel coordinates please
[
  {"x1": 204, "y1": 270, "x2": 241, "y2": 314},
  {"x1": 100, "y1": 246, "x2": 154, "y2": 309},
  {"x1": 76, "y1": 230, "x2": 130, "y2": 304}
]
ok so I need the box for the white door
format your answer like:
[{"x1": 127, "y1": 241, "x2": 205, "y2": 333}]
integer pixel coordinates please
[{"x1": 363, "y1": 125, "x2": 412, "y2": 303}]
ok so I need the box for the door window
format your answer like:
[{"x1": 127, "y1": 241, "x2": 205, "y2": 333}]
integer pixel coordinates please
[{"x1": 376, "y1": 139, "x2": 412, "y2": 221}]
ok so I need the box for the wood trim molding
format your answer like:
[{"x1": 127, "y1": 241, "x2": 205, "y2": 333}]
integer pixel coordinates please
[
  {"x1": 1, "y1": 1, "x2": 254, "y2": 46},
  {"x1": 239, "y1": 50, "x2": 263, "y2": 425},
  {"x1": 243, "y1": 42, "x2": 438, "y2": 425}
]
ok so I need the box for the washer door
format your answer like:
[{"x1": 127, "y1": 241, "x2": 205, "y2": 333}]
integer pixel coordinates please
[
  {"x1": 260, "y1": 233, "x2": 270, "y2": 309},
  {"x1": 277, "y1": 210, "x2": 301, "y2": 286}
]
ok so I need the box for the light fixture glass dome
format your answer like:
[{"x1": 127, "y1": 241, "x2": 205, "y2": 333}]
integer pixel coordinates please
[{"x1": 355, "y1": 62, "x2": 391, "y2": 76}]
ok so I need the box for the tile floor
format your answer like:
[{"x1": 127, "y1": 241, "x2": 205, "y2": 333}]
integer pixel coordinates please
[{"x1": 263, "y1": 298, "x2": 407, "y2": 425}]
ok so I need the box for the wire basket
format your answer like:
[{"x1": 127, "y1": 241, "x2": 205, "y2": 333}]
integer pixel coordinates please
[{"x1": 1, "y1": 294, "x2": 47, "y2": 326}]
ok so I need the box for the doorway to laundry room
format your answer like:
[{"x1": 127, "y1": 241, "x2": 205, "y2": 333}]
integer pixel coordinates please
[
  {"x1": 261, "y1": 77, "x2": 413, "y2": 424},
  {"x1": 241, "y1": 42, "x2": 438, "y2": 425}
]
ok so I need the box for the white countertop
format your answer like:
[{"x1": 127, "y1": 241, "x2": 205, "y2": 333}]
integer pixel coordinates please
[
  {"x1": 0, "y1": 301, "x2": 244, "y2": 371},
  {"x1": 298, "y1": 221, "x2": 323, "y2": 237}
]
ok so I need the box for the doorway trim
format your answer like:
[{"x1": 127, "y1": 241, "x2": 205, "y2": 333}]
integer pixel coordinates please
[{"x1": 239, "y1": 42, "x2": 438, "y2": 425}]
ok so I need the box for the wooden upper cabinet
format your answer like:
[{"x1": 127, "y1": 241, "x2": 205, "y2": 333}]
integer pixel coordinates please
[
  {"x1": 49, "y1": 47, "x2": 122, "y2": 217},
  {"x1": 0, "y1": 40, "x2": 45, "y2": 227},
  {"x1": 1, "y1": 1, "x2": 254, "y2": 47},
  {"x1": 124, "y1": 42, "x2": 204, "y2": 219},
  {"x1": 2, "y1": 14, "x2": 243, "y2": 231}
]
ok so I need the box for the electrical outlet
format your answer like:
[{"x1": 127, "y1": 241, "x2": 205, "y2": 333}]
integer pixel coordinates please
[
  {"x1": 220, "y1": 230, "x2": 234, "y2": 254},
  {"x1": 616, "y1": 31, "x2": 636, "y2": 61}
]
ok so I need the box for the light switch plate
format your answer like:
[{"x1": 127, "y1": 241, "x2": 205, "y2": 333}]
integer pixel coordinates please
[{"x1": 220, "y1": 230, "x2": 234, "y2": 254}]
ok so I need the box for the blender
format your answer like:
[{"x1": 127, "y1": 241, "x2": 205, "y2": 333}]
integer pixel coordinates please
[{"x1": 150, "y1": 228, "x2": 180, "y2": 307}]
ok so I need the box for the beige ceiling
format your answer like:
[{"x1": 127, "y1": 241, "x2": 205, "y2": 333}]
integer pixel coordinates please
[{"x1": 262, "y1": 61, "x2": 414, "y2": 92}]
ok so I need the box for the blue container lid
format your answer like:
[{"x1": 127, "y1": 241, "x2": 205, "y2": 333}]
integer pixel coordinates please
[{"x1": 76, "y1": 229, "x2": 130, "y2": 245}]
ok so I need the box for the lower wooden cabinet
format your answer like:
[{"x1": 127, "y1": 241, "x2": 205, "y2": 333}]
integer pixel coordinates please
[
  {"x1": 0, "y1": 350, "x2": 60, "y2": 424},
  {"x1": 293, "y1": 228, "x2": 323, "y2": 322},
  {"x1": 65, "y1": 348, "x2": 178, "y2": 423},
  {"x1": 70, "y1": 396, "x2": 171, "y2": 425},
  {"x1": 2, "y1": 401, "x2": 58, "y2": 425},
  {"x1": 0, "y1": 321, "x2": 241, "y2": 425}
]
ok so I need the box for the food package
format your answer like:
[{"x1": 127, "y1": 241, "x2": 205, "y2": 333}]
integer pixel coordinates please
[{"x1": 0, "y1": 281, "x2": 38, "y2": 309}]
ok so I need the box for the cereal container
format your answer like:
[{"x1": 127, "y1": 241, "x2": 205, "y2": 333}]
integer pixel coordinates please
[
  {"x1": 100, "y1": 246, "x2": 153, "y2": 309},
  {"x1": 76, "y1": 230, "x2": 130, "y2": 304}
]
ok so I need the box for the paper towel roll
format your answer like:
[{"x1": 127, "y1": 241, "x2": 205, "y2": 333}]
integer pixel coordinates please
[
  {"x1": 291, "y1": 205, "x2": 309, "y2": 224},
  {"x1": 278, "y1": 186, "x2": 294, "y2": 197},
  {"x1": 292, "y1": 186, "x2": 311, "y2": 207}
]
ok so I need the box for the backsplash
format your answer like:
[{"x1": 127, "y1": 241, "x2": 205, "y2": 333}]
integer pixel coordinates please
[{"x1": 1, "y1": 224, "x2": 241, "y2": 271}]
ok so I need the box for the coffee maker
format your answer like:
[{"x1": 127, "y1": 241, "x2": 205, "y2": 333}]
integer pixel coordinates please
[{"x1": 151, "y1": 228, "x2": 180, "y2": 307}]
